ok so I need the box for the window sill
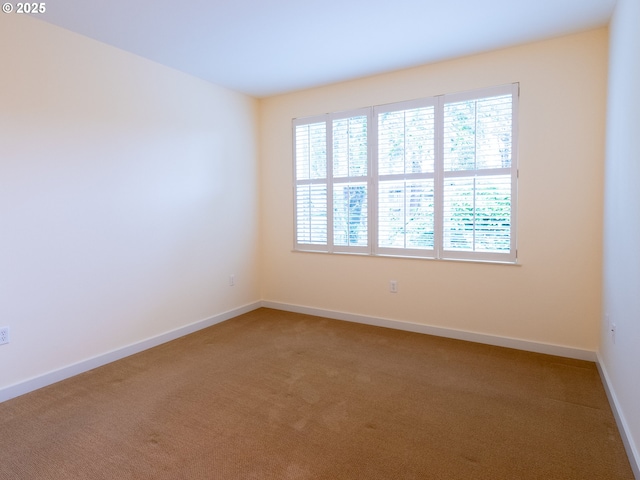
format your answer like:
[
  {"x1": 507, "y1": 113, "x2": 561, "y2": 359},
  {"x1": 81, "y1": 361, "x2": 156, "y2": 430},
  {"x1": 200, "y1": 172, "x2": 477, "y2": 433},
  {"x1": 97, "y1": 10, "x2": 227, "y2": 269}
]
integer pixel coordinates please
[{"x1": 291, "y1": 248, "x2": 520, "y2": 266}]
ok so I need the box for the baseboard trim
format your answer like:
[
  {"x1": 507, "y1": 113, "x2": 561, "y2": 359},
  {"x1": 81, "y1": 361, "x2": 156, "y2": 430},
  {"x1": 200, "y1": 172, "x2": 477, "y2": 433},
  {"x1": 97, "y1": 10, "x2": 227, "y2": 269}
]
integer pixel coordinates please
[
  {"x1": 0, "y1": 301, "x2": 262, "y2": 404},
  {"x1": 261, "y1": 301, "x2": 597, "y2": 362},
  {"x1": 596, "y1": 352, "x2": 640, "y2": 479},
  {"x1": 0, "y1": 300, "x2": 598, "y2": 404}
]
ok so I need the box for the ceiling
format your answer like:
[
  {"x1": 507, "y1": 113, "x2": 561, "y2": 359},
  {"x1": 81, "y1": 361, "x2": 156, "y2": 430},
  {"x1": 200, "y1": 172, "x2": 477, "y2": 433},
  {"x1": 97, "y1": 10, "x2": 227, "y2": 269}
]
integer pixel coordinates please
[{"x1": 33, "y1": 0, "x2": 616, "y2": 98}]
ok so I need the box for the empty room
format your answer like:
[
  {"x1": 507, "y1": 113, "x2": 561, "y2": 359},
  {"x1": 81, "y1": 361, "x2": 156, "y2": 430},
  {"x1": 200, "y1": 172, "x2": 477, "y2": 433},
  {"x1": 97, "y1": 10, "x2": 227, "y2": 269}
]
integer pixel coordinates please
[{"x1": 0, "y1": 0, "x2": 638, "y2": 478}]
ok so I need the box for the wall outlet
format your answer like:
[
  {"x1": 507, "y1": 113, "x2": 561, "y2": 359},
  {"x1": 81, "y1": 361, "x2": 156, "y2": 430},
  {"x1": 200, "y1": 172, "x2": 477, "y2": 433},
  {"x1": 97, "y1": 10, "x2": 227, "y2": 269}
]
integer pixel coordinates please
[
  {"x1": 389, "y1": 280, "x2": 398, "y2": 293},
  {"x1": 0, "y1": 327, "x2": 9, "y2": 345},
  {"x1": 229, "y1": 274, "x2": 235, "y2": 287}
]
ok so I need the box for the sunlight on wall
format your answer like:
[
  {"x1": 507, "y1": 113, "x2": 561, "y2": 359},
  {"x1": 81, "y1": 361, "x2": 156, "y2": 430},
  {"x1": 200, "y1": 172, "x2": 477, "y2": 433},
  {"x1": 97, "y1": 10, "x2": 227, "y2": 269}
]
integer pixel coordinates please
[{"x1": 259, "y1": 29, "x2": 608, "y2": 351}]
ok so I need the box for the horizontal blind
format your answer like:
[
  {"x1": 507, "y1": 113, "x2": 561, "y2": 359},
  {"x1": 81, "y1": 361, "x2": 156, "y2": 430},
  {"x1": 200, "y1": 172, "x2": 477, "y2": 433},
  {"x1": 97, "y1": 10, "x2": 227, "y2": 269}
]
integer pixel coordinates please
[
  {"x1": 333, "y1": 116, "x2": 368, "y2": 178},
  {"x1": 292, "y1": 83, "x2": 518, "y2": 262},
  {"x1": 378, "y1": 179, "x2": 434, "y2": 249},
  {"x1": 378, "y1": 106, "x2": 435, "y2": 175},
  {"x1": 332, "y1": 114, "x2": 369, "y2": 249},
  {"x1": 296, "y1": 184, "x2": 328, "y2": 244},
  {"x1": 296, "y1": 122, "x2": 327, "y2": 179},
  {"x1": 333, "y1": 182, "x2": 368, "y2": 247},
  {"x1": 442, "y1": 175, "x2": 511, "y2": 252},
  {"x1": 441, "y1": 86, "x2": 516, "y2": 261},
  {"x1": 376, "y1": 102, "x2": 436, "y2": 255},
  {"x1": 294, "y1": 120, "x2": 328, "y2": 248},
  {"x1": 443, "y1": 94, "x2": 513, "y2": 171}
]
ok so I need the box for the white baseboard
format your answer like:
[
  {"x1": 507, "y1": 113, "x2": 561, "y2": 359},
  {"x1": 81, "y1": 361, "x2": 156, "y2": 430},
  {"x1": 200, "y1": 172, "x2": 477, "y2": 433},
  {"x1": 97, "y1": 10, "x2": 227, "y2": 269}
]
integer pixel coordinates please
[
  {"x1": 0, "y1": 300, "x2": 597, "y2": 404},
  {"x1": 261, "y1": 301, "x2": 597, "y2": 362},
  {"x1": 0, "y1": 301, "x2": 262, "y2": 404},
  {"x1": 596, "y1": 352, "x2": 640, "y2": 479}
]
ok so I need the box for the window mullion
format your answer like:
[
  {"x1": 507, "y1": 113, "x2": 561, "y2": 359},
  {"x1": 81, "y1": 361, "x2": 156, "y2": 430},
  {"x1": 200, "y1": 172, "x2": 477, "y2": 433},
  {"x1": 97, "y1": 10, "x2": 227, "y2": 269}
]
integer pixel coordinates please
[
  {"x1": 369, "y1": 107, "x2": 377, "y2": 255},
  {"x1": 434, "y1": 95, "x2": 445, "y2": 260},
  {"x1": 326, "y1": 115, "x2": 334, "y2": 253},
  {"x1": 403, "y1": 112, "x2": 408, "y2": 249},
  {"x1": 510, "y1": 82, "x2": 519, "y2": 260}
]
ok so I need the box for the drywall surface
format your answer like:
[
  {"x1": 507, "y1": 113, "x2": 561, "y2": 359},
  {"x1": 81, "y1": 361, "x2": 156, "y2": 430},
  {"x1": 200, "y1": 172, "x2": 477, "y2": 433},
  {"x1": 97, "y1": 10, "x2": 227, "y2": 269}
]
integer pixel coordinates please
[
  {"x1": 601, "y1": 0, "x2": 640, "y2": 472},
  {"x1": 0, "y1": 15, "x2": 260, "y2": 390},
  {"x1": 259, "y1": 29, "x2": 608, "y2": 351}
]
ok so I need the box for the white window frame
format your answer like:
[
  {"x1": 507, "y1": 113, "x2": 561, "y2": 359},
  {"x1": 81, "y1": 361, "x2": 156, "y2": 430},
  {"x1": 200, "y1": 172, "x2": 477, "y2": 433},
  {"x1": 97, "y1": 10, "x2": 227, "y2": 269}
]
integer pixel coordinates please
[
  {"x1": 293, "y1": 83, "x2": 519, "y2": 263},
  {"x1": 373, "y1": 97, "x2": 438, "y2": 258}
]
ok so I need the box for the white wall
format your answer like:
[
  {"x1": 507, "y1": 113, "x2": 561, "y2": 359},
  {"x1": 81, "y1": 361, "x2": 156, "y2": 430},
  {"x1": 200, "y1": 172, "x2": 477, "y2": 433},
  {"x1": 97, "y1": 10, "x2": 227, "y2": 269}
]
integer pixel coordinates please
[
  {"x1": 259, "y1": 29, "x2": 608, "y2": 354},
  {"x1": 601, "y1": 0, "x2": 640, "y2": 474},
  {"x1": 0, "y1": 15, "x2": 260, "y2": 392}
]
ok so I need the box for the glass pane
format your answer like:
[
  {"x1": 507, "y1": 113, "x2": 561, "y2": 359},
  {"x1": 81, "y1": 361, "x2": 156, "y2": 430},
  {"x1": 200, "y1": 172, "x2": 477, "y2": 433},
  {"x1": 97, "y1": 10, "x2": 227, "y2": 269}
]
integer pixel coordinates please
[
  {"x1": 444, "y1": 95, "x2": 512, "y2": 171},
  {"x1": 378, "y1": 179, "x2": 434, "y2": 249},
  {"x1": 405, "y1": 107, "x2": 435, "y2": 174},
  {"x1": 475, "y1": 176, "x2": 511, "y2": 252},
  {"x1": 476, "y1": 95, "x2": 512, "y2": 169},
  {"x1": 406, "y1": 180, "x2": 435, "y2": 249},
  {"x1": 443, "y1": 101, "x2": 476, "y2": 171},
  {"x1": 378, "y1": 112, "x2": 405, "y2": 175},
  {"x1": 295, "y1": 122, "x2": 326, "y2": 180},
  {"x1": 378, "y1": 180, "x2": 405, "y2": 247},
  {"x1": 296, "y1": 184, "x2": 327, "y2": 244},
  {"x1": 333, "y1": 182, "x2": 367, "y2": 247},
  {"x1": 443, "y1": 175, "x2": 511, "y2": 252},
  {"x1": 333, "y1": 116, "x2": 367, "y2": 178},
  {"x1": 378, "y1": 107, "x2": 435, "y2": 175},
  {"x1": 443, "y1": 178, "x2": 475, "y2": 250}
]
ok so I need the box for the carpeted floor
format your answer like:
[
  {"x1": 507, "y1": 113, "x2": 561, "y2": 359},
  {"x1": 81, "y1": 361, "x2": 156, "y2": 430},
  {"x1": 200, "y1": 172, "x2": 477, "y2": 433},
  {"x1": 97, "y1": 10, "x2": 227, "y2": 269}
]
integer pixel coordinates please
[{"x1": 0, "y1": 308, "x2": 634, "y2": 479}]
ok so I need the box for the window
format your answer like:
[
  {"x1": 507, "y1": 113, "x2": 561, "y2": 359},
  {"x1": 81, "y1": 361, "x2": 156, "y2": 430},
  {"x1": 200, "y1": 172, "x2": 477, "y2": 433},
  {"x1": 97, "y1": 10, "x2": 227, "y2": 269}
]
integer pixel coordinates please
[{"x1": 293, "y1": 84, "x2": 518, "y2": 263}]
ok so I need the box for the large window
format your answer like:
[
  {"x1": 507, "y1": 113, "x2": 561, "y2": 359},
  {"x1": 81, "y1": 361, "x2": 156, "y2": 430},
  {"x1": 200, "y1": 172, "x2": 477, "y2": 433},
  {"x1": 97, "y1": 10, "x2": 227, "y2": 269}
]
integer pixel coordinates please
[{"x1": 293, "y1": 84, "x2": 518, "y2": 263}]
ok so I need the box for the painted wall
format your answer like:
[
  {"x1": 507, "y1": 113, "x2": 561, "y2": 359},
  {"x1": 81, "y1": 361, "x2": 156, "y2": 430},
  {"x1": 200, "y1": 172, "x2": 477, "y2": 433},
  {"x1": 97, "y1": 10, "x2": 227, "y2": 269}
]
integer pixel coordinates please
[
  {"x1": 0, "y1": 15, "x2": 260, "y2": 391},
  {"x1": 259, "y1": 29, "x2": 608, "y2": 352},
  {"x1": 601, "y1": 0, "x2": 640, "y2": 472}
]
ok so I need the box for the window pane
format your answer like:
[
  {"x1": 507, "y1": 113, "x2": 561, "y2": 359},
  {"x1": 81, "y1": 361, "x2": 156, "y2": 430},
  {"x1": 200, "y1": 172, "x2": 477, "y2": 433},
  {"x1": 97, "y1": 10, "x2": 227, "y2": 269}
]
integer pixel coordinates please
[
  {"x1": 333, "y1": 116, "x2": 367, "y2": 178},
  {"x1": 444, "y1": 95, "x2": 512, "y2": 171},
  {"x1": 443, "y1": 175, "x2": 511, "y2": 252},
  {"x1": 475, "y1": 176, "x2": 511, "y2": 252},
  {"x1": 296, "y1": 184, "x2": 327, "y2": 244},
  {"x1": 333, "y1": 182, "x2": 367, "y2": 247},
  {"x1": 379, "y1": 107, "x2": 435, "y2": 176},
  {"x1": 379, "y1": 179, "x2": 434, "y2": 249},
  {"x1": 379, "y1": 180, "x2": 404, "y2": 247},
  {"x1": 443, "y1": 101, "x2": 476, "y2": 171},
  {"x1": 476, "y1": 95, "x2": 512, "y2": 169},
  {"x1": 295, "y1": 122, "x2": 326, "y2": 180}
]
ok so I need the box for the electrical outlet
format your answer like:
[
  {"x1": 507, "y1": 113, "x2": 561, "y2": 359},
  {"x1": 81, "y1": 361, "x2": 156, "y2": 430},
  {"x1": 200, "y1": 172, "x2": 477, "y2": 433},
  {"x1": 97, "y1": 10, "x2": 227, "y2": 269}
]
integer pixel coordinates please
[
  {"x1": 0, "y1": 327, "x2": 9, "y2": 345},
  {"x1": 229, "y1": 274, "x2": 235, "y2": 287},
  {"x1": 389, "y1": 280, "x2": 398, "y2": 293}
]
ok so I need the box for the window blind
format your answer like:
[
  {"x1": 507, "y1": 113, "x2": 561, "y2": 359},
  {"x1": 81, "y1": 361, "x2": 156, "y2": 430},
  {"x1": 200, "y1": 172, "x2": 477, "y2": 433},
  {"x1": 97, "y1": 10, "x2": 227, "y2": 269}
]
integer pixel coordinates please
[{"x1": 293, "y1": 83, "x2": 518, "y2": 263}]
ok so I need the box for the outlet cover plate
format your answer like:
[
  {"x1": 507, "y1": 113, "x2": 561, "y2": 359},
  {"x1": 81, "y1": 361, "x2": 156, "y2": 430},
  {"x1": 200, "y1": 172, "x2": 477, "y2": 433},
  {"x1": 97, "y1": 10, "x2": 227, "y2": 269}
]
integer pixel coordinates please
[{"x1": 0, "y1": 327, "x2": 9, "y2": 345}]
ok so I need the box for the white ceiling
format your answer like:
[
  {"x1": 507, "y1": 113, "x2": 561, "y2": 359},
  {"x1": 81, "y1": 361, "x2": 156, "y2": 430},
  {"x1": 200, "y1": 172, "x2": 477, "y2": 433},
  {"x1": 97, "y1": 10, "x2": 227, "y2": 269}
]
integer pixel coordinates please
[{"x1": 33, "y1": 0, "x2": 616, "y2": 98}]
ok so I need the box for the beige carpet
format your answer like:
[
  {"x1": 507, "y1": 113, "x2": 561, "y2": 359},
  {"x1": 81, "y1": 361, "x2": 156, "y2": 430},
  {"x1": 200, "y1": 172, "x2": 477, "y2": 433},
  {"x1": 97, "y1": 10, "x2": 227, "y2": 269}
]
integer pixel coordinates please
[{"x1": 0, "y1": 308, "x2": 634, "y2": 479}]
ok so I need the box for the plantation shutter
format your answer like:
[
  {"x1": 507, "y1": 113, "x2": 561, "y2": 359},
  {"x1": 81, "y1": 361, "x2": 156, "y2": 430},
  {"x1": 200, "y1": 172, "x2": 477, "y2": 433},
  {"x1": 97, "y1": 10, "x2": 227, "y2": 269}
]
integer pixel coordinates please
[
  {"x1": 293, "y1": 83, "x2": 518, "y2": 263},
  {"x1": 331, "y1": 112, "x2": 370, "y2": 252},
  {"x1": 294, "y1": 109, "x2": 371, "y2": 253},
  {"x1": 375, "y1": 99, "x2": 437, "y2": 257},
  {"x1": 440, "y1": 84, "x2": 518, "y2": 262},
  {"x1": 294, "y1": 119, "x2": 328, "y2": 250}
]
